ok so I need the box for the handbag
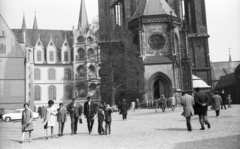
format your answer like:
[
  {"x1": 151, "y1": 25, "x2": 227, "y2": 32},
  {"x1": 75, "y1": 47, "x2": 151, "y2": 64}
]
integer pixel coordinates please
[
  {"x1": 79, "y1": 118, "x2": 82, "y2": 124},
  {"x1": 44, "y1": 123, "x2": 48, "y2": 129}
]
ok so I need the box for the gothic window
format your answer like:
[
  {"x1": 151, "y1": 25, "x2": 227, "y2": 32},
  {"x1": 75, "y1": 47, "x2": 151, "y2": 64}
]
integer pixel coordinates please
[
  {"x1": 49, "y1": 51, "x2": 54, "y2": 61},
  {"x1": 89, "y1": 83, "x2": 96, "y2": 91},
  {"x1": 88, "y1": 48, "x2": 95, "y2": 60},
  {"x1": 87, "y1": 37, "x2": 93, "y2": 44},
  {"x1": 48, "y1": 85, "x2": 56, "y2": 100},
  {"x1": 77, "y1": 83, "x2": 87, "y2": 97},
  {"x1": 0, "y1": 44, "x2": 6, "y2": 54},
  {"x1": 37, "y1": 51, "x2": 41, "y2": 61},
  {"x1": 48, "y1": 68, "x2": 56, "y2": 80},
  {"x1": 64, "y1": 68, "x2": 71, "y2": 80},
  {"x1": 34, "y1": 68, "x2": 41, "y2": 80},
  {"x1": 77, "y1": 36, "x2": 85, "y2": 43},
  {"x1": 64, "y1": 51, "x2": 68, "y2": 61},
  {"x1": 111, "y1": 1, "x2": 124, "y2": 26},
  {"x1": 77, "y1": 65, "x2": 86, "y2": 78},
  {"x1": 64, "y1": 85, "x2": 72, "y2": 99},
  {"x1": 89, "y1": 65, "x2": 96, "y2": 78},
  {"x1": 34, "y1": 86, "x2": 41, "y2": 101},
  {"x1": 65, "y1": 42, "x2": 67, "y2": 46},
  {"x1": 77, "y1": 48, "x2": 85, "y2": 60}
]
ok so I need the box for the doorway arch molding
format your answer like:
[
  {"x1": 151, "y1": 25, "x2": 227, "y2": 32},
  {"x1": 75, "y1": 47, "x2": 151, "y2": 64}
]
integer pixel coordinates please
[{"x1": 148, "y1": 71, "x2": 173, "y2": 98}]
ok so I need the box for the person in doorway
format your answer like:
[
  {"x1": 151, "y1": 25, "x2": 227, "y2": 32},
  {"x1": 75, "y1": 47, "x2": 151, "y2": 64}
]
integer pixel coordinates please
[
  {"x1": 227, "y1": 94, "x2": 232, "y2": 108},
  {"x1": 120, "y1": 99, "x2": 128, "y2": 120},
  {"x1": 57, "y1": 103, "x2": 67, "y2": 136},
  {"x1": 219, "y1": 89, "x2": 227, "y2": 110},
  {"x1": 84, "y1": 96, "x2": 96, "y2": 134},
  {"x1": 194, "y1": 87, "x2": 211, "y2": 130},
  {"x1": 67, "y1": 98, "x2": 82, "y2": 135},
  {"x1": 43, "y1": 100, "x2": 57, "y2": 139},
  {"x1": 212, "y1": 91, "x2": 222, "y2": 117},
  {"x1": 181, "y1": 92, "x2": 195, "y2": 131},
  {"x1": 20, "y1": 103, "x2": 34, "y2": 143}
]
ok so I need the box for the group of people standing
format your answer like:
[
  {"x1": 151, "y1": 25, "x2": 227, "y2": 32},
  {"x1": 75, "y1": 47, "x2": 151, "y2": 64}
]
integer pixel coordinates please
[
  {"x1": 20, "y1": 96, "x2": 113, "y2": 143},
  {"x1": 180, "y1": 88, "x2": 232, "y2": 132}
]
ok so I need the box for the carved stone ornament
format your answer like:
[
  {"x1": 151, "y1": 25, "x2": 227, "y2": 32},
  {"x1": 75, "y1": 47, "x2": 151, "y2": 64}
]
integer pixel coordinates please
[{"x1": 148, "y1": 34, "x2": 166, "y2": 50}]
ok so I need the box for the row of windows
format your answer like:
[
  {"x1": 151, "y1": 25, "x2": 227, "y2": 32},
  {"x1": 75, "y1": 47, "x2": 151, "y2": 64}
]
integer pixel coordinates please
[
  {"x1": 77, "y1": 48, "x2": 95, "y2": 60},
  {"x1": 36, "y1": 51, "x2": 69, "y2": 62},
  {"x1": 37, "y1": 41, "x2": 68, "y2": 47},
  {"x1": 0, "y1": 44, "x2": 6, "y2": 54},
  {"x1": 34, "y1": 85, "x2": 72, "y2": 101},
  {"x1": 34, "y1": 68, "x2": 71, "y2": 80}
]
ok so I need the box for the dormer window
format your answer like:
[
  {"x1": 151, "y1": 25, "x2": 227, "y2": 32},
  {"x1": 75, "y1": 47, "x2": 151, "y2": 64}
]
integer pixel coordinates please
[
  {"x1": 37, "y1": 51, "x2": 41, "y2": 61},
  {"x1": 0, "y1": 44, "x2": 6, "y2": 54},
  {"x1": 65, "y1": 42, "x2": 67, "y2": 46}
]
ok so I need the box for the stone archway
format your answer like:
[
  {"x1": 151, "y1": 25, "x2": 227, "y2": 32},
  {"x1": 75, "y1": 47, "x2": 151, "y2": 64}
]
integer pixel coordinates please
[{"x1": 148, "y1": 72, "x2": 172, "y2": 99}]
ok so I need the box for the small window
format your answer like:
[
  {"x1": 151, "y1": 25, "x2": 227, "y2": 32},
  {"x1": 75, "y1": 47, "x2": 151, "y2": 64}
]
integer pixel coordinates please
[
  {"x1": 50, "y1": 51, "x2": 54, "y2": 61},
  {"x1": 35, "y1": 86, "x2": 41, "y2": 101},
  {"x1": 0, "y1": 44, "x2": 6, "y2": 54},
  {"x1": 65, "y1": 42, "x2": 67, "y2": 46},
  {"x1": 49, "y1": 85, "x2": 56, "y2": 100},
  {"x1": 64, "y1": 52, "x2": 68, "y2": 61},
  {"x1": 48, "y1": 68, "x2": 56, "y2": 80},
  {"x1": 37, "y1": 51, "x2": 42, "y2": 61},
  {"x1": 38, "y1": 42, "x2": 41, "y2": 46},
  {"x1": 50, "y1": 42, "x2": 53, "y2": 46}
]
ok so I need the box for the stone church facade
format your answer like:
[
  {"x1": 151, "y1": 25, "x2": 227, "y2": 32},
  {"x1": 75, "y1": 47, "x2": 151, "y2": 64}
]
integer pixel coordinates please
[
  {"x1": 2, "y1": 0, "x2": 100, "y2": 110},
  {"x1": 98, "y1": 0, "x2": 211, "y2": 101}
]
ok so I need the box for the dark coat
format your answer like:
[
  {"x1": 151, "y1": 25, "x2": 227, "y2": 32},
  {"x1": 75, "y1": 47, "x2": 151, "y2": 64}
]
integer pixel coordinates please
[
  {"x1": 120, "y1": 102, "x2": 128, "y2": 115},
  {"x1": 194, "y1": 92, "x2": 209, "y2": 115},
  {"x1": 219, "y1": 92, "x2": 226, "y2": 104},
  {"x1": 67, "y1": 102, "x2": 82, "y2": 118},
  {"x1": 97, "y1": 109, "x2": 104, "y2": 122},
  {"x1": 104, "y1": 108, "x2": 112, "y2": 122},
  {"x1": 57, "y1": 107, "x2": 67, "y2": 122},
  {"x1": 84, "y1": 101, "x2": 96, "y2": 117}
]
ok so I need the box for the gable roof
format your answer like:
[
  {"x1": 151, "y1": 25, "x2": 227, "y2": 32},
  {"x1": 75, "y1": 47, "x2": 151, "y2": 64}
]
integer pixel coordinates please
[
  {"x1": 215, "y1": 73, "x2": 235, "y2": 89},
  {"x1": 132, "y1": 0, "x2": 177, "y2": 20}
]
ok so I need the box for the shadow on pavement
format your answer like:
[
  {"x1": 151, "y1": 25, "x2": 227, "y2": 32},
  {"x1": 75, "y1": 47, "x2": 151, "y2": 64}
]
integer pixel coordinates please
[
  {"x1": 154, "y1": 128, "x2": 187, "y2": 131},
  {"x1": 173, "y1": 134, "x2": 240, "y2": 149}
]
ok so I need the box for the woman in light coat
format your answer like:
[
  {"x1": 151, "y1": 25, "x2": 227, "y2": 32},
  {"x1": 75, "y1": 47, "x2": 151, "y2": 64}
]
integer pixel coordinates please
[
  {"x1": 44, "y1": 100, "x2": 57, "y2": 139},
  {"x1": 181, "y1": 92, "x2": 195, "y2": 131}
]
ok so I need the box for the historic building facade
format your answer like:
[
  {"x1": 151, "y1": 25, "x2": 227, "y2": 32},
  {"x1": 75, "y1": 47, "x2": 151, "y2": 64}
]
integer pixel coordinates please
[
  {"x1": 98, "y1": 0, "x2": 212, "y2": 101},
  {"x1": 1, "y1": 0, "x2": 100, "y2": 110}
]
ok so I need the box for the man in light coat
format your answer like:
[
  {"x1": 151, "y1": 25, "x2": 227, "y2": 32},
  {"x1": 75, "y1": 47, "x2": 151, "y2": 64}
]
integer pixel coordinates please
[
  {"x1": 181, "y1": 92, "x2": 195, "y2": 131},
  {"x1": 212, "y1": 91, "x2": 222, "y2": 117}
]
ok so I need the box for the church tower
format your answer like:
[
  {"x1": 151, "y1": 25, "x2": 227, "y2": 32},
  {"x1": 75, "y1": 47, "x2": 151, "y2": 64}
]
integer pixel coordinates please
[{"x1": 73, "y1": 0, "x2": 100, "y2": 101}]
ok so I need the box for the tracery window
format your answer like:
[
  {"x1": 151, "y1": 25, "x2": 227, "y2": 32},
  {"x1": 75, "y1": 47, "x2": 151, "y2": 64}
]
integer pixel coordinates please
[
  {"x1": 48, "y1": 85, "x2": 56, "y2": 100},
  {"x1": 34, "y1": 86, "x2": 41, "y2": 101},
  {"x1": 48, "y1": 68, "x2": 56, "y2": 80},
  {"x1": 34, "y1": 68, "x2": 41, "y2": 80},
  {"x1": 77, "y1": 48, "x2": 85, "y2": 60}
]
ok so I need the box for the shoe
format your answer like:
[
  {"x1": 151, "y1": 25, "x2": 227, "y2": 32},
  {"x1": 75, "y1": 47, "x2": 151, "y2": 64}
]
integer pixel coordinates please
[
  {"x1": 188, "y1": 129, "x2": 192, "y2": 131},
  {"x1": 19, "y1": 141, "x2": 23, "y2": 144},
  {"x1": 200, "y1": 128, "x2": 205, "y2": 130},
  {"x1": 74, "y1": 132, "x2": 77, "y2": 135},
  {"x1": 46, "y1": 137, "x2": 48, "y2": 139},
  {"x1": 71, "y1": 133, "x2": 74, "y2": 135},
  {"x1": 58, "y1": 134, "x2": 61, "y2": 137},
  {"x1": 207, "y1": 123, "x2": 211, "y2": 129}
]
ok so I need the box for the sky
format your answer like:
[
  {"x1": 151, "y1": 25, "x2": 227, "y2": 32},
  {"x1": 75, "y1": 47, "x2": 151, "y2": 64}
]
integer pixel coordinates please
[{"x1": 0, "y1": 0, "x2": 239, "y2": 62}]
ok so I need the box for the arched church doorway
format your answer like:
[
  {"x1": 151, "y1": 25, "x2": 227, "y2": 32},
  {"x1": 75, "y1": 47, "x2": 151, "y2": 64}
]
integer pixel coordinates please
[
  {"x1": 148, "y1": 72, "x2": 172, "y2": 99},
  {"x1": 153, "y1": 79, "x2": 167, "y2": 99}
]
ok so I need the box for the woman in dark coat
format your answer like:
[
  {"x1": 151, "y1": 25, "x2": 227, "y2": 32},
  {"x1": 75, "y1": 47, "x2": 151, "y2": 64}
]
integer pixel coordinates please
[
  {"x1": 120, "y1": 99, "x2": 128, "y2": 120},
  {"x1": 20, "y1": 103, "x2": 34, "y2": 143}
]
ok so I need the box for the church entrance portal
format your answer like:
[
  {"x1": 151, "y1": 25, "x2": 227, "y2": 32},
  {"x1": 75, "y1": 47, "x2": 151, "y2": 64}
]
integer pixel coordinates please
[{"x1": 153, "y1": 79, "x2": 167, "y2": 99}]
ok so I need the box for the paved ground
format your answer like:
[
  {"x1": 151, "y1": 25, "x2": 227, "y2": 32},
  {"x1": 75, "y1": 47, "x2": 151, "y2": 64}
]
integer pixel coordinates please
[{"x1": 0, "y1": 105, "x2": 240, "y2": 149}]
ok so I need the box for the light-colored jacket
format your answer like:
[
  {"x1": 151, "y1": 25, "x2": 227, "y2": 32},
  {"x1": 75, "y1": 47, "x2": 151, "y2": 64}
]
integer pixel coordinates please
[
  {"x1": 181, "y1": 94, "x2": 195, "y2": 117},
  {"x1": 212, "y1": 94, "x2": 222, "y2": 110}
]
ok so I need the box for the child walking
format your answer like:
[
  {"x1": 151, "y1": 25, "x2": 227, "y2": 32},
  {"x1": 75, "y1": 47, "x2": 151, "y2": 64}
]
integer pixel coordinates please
[
  {"x1": 95, "y1": 105, "x2": 105, "y2": 135},
  {"x1": 104, "y1": 104, "x2": 112, "y2": 135}
]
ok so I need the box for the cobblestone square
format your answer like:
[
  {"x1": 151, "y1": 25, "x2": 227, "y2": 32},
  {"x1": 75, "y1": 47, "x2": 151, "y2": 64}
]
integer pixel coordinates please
[{"x1": 0, "y1": 105, "x2": 240, "y2": 149}]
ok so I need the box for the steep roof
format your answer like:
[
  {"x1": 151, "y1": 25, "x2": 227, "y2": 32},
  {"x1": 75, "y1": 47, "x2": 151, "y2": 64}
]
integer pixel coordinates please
[
  {"x1": 215, "y1": 73, "x2": 235, "y2": 89},
  {"x1": 132, "y1": 0, "x2": 177, "y2": 20},
  {"x1": 12, "y1": 29, "x2": 73, "y2": 48}
]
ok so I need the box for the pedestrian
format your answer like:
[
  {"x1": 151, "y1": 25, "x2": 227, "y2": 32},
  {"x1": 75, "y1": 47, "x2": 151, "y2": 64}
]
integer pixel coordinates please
[
  {"x1": 67, "y1": 98, "x2": 82, "y2": 135},
  {"x1": 194, "y1": 87, "x2": 211, "y2": 130},
  {"x1": 227, "y1": 94, "x2": 232, "y2": 108},
  {"x1": 104, "y1": 104, "x2": 112, "y2": 135},
  {"x1": 120, "y1": 99, "x2": 128, "y2": 120},
  {"x1": 219, "y1": 89, "x2": 227, "y2": 109},
  {"x1": 169, "y1": 94, "x2": 176, "y2": 111},
  {"x1": 57, "y1": 103, "x2": 67, "y2": 136},
  {"x1": 136, "y1": 98, "x2": 140, "y2": 110},
  {"x1": 38, "y1": 106, "x2": 42, "y2": 119},
  {"x1": 154, "y1": 97, "x2": 159, "y2": 113},
  {"x1": 94, "y1": 104, "x2": 105, "y2": 135},
  {"x1": 131, "y1": 101, "x2": 136, "y2": 112},
  {"x1": 180, "y1": 92, "x2": 195, "y2": 131},
  {"x1": 20, "y1": 103, "x2": 33, "y2": 143},
  {"x1": 43, "y1": 100, "x2": 57, "y2": 139},
  {"x1": 145, "y1": 99, "x2": 150, "y2": 110},
  {"x1": 84, "y1": 96, "x2": 96, "y2": 134},
  {"x1": 212, "y1": 91, "x2": 223, "y2": 117},
  {"x1": 160, "y1": 95, "x2": 167, "y2": 112}
]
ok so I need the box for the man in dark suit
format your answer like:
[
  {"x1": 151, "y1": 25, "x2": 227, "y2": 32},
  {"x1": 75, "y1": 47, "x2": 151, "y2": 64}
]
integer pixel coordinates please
[
  {"x1": 84, "y1": 96, "x2": 96, "y2": 134},
  {"x1": 67, "y1": 98, "x2": 82, "y2": 135},
  {"x1": 194, "y1": 87, "x2": 211, "y2": 130},
  {"x1": 219, "y1": 89, "x2": 227, "y2": 109}
]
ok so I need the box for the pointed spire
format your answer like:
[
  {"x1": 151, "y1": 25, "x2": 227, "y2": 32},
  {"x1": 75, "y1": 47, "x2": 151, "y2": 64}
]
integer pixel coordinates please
[
  {"x1": 78, "y1": 0, "x2": 89, "y2": 33},
  {"x1": 33, "y1": 11, "x2": 38, "y2": 30},
  {"x1": 229, "y1": 48, "x2": 232, "y2": 62},
  {"x1": 22, "y1": 12, "x2": 27, "y2": 32}
]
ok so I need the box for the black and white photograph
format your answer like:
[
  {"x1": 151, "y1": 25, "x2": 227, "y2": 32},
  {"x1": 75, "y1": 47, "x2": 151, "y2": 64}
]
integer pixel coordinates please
[{"x1": 0, "y1": 0, "x2": 240, "y2": 148}]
